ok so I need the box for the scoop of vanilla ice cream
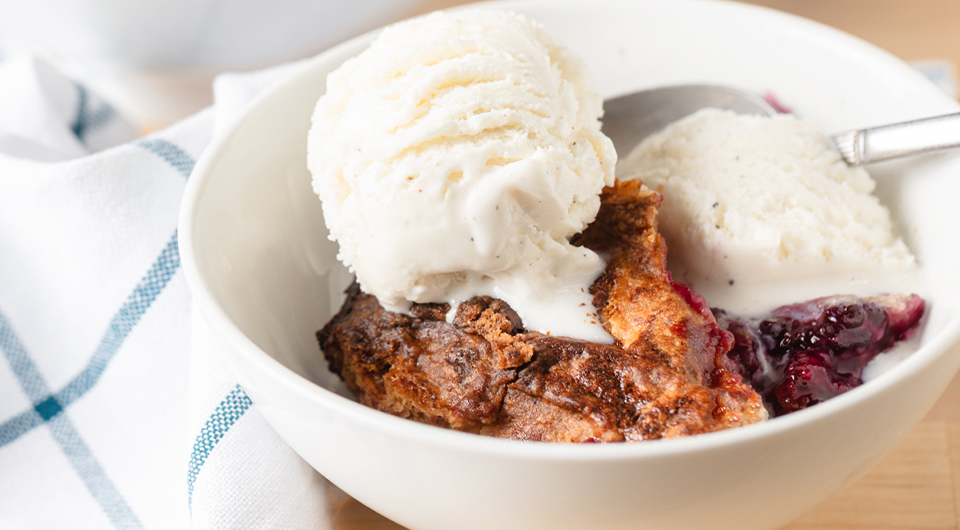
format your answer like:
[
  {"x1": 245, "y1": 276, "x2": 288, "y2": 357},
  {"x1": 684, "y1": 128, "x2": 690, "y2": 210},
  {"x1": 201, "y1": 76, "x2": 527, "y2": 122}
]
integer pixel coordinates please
[
  {"x1": 618, "y1": 108, "x2": 915, "y2": 285},
  {"x1": 308, "y1": 10, "x2": 615, "y2": 338}
]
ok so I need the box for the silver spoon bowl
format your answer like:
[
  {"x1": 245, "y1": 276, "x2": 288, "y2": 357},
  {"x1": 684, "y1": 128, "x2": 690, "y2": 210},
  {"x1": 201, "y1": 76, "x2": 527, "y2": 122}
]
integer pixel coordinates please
[
  {"x1": 602, "y1": 84, "x2": 960, "y2": 165},
  {"x1": 601, "y1": 85, "x2": 775, "y2": 156}
]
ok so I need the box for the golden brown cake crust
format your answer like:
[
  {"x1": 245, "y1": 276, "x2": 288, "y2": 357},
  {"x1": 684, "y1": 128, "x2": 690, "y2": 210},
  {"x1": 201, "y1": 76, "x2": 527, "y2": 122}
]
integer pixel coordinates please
[{"x1": 318, "y1": 180, "x2": 767, "y2": 442}]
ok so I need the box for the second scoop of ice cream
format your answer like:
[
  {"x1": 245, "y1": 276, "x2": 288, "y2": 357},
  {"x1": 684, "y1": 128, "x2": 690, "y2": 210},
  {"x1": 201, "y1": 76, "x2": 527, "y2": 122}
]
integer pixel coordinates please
[
  {"x1": 308, "y1": 10, "x2": 616, "y2": 341},
  {"x1": 618, "y1": 108, "x2": 915, "y2": 287}
]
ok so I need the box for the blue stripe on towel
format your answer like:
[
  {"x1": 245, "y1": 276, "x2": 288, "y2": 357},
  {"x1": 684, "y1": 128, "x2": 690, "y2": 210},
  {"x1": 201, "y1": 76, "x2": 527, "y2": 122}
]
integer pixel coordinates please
[
  {"x1": 0, "y1": 311, "x2": 53, "y2": 402},
  {"x1": 139, "y1": 139, "x2": 195, "y2": 178},
  {"x1": 0, "y1": 232, "x2": 180, "y2": 447},
  {"x1": 55, "y1": 233, "x2": 181, "y2": 407},
  {"x1": 71, "y1": 84, "x2": 89, "y2": 139},
  {"x1": 85, "y1": 104, "x2": 116, "y2": 133},
  {"x1": 187, "y1": 385, "x2": 253, "y2": 511},
  {"x1": 70, "y1": 83, "x2": 118, "y2": 142},
  {"x1": 47, "y1": 415, "x2": 144, "y2": 529},
  {"x1": 0, "y1": 310, "x2": 143, "y2": 529},
  {"x1": 0, "y1": 227, "x2": 175, "y2": 441},
  {"x1": 0, "y1": 140, "x2": 194, "y2": 447},
  {"x1": 0, "y1": 127, "x2": 196, "y2": 527},
  {"x1": 0, "y1": 231, "x2": 182, "y2": 436},
  {"x1": 0, "y1": 311, "x2": 51, "y2": 443},
  {"x1": 0, "y1": 409, "x2": 42, "y2": 446}
]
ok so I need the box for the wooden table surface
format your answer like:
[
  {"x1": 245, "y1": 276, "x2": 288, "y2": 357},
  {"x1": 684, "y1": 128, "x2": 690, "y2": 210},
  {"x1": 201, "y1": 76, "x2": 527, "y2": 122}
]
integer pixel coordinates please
[{"x1": 326, "y1": 1, "x2": 960, "y2": 528}]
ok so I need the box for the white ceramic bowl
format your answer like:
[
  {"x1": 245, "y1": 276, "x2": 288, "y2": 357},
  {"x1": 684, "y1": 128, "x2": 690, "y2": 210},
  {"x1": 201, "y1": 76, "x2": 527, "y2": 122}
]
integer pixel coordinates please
[{"x1": 179, "y1": 1, "x2": 960, "y2": 529}]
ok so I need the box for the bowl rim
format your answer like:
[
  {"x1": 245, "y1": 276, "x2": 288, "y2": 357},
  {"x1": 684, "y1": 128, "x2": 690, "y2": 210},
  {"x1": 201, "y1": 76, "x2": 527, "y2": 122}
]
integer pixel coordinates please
[{"x1": 179, "y1": 0, "x2": 960, "y2": 462}]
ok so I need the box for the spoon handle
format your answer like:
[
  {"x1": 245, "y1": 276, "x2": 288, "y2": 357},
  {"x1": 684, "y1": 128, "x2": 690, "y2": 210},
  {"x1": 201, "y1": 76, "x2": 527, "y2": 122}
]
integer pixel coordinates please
[{"x1": 833, "y1": 112, "x2": 960, "y2": 165}]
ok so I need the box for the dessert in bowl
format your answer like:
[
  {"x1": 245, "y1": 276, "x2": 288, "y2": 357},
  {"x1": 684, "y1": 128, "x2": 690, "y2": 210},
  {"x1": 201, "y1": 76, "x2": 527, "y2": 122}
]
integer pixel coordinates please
[{"x1": 179, "y1": 1, "x2": 960, "y2": 529}]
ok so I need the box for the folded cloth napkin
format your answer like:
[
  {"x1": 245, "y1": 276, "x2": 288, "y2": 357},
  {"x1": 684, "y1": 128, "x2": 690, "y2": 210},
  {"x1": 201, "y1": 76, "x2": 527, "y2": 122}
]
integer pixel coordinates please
[{"x1": 0, "y1": 55, "x2": 331, "y2": 529}]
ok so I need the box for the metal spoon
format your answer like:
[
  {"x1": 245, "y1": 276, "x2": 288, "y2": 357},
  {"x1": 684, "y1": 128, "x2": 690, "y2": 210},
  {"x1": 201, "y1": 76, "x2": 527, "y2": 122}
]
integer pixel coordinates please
[{"x1": 602, "y1": 84, "x2": 960, "y2": 166}]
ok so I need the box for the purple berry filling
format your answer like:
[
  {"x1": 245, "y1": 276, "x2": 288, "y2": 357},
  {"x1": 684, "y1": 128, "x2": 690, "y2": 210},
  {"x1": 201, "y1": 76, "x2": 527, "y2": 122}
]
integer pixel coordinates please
[{"x1": 714, "y1": 294, "x2": 924, "y2": 416}]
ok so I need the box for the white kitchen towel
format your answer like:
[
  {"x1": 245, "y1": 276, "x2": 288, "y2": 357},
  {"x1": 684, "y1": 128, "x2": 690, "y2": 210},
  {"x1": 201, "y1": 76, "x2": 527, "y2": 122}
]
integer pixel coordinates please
[{"x1": 0, "y1": 55, "x2": 329, "y2": 529}]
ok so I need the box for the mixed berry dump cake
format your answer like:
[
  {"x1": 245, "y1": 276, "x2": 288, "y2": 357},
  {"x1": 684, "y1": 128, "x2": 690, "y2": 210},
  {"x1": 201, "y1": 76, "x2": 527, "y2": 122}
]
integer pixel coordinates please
[{"x1": 317, "y1": 181, "x2": 925, "y2": 441}]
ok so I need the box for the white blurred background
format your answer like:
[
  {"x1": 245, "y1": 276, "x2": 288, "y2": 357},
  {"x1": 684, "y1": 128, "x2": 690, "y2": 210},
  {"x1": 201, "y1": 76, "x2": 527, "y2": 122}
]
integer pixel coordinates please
[
  {"x1": 2, "y1": 0, "x2": 954, "y2": 132},
  {"x1": 0, "y1": 0, "x2": 427, "y2": 128}
]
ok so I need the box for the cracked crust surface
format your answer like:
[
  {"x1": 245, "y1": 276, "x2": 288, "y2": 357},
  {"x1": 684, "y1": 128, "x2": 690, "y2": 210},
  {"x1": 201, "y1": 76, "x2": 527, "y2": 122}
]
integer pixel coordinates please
[{"x1": 318, "y1": 180, "x2": 767, "y2": 442}]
